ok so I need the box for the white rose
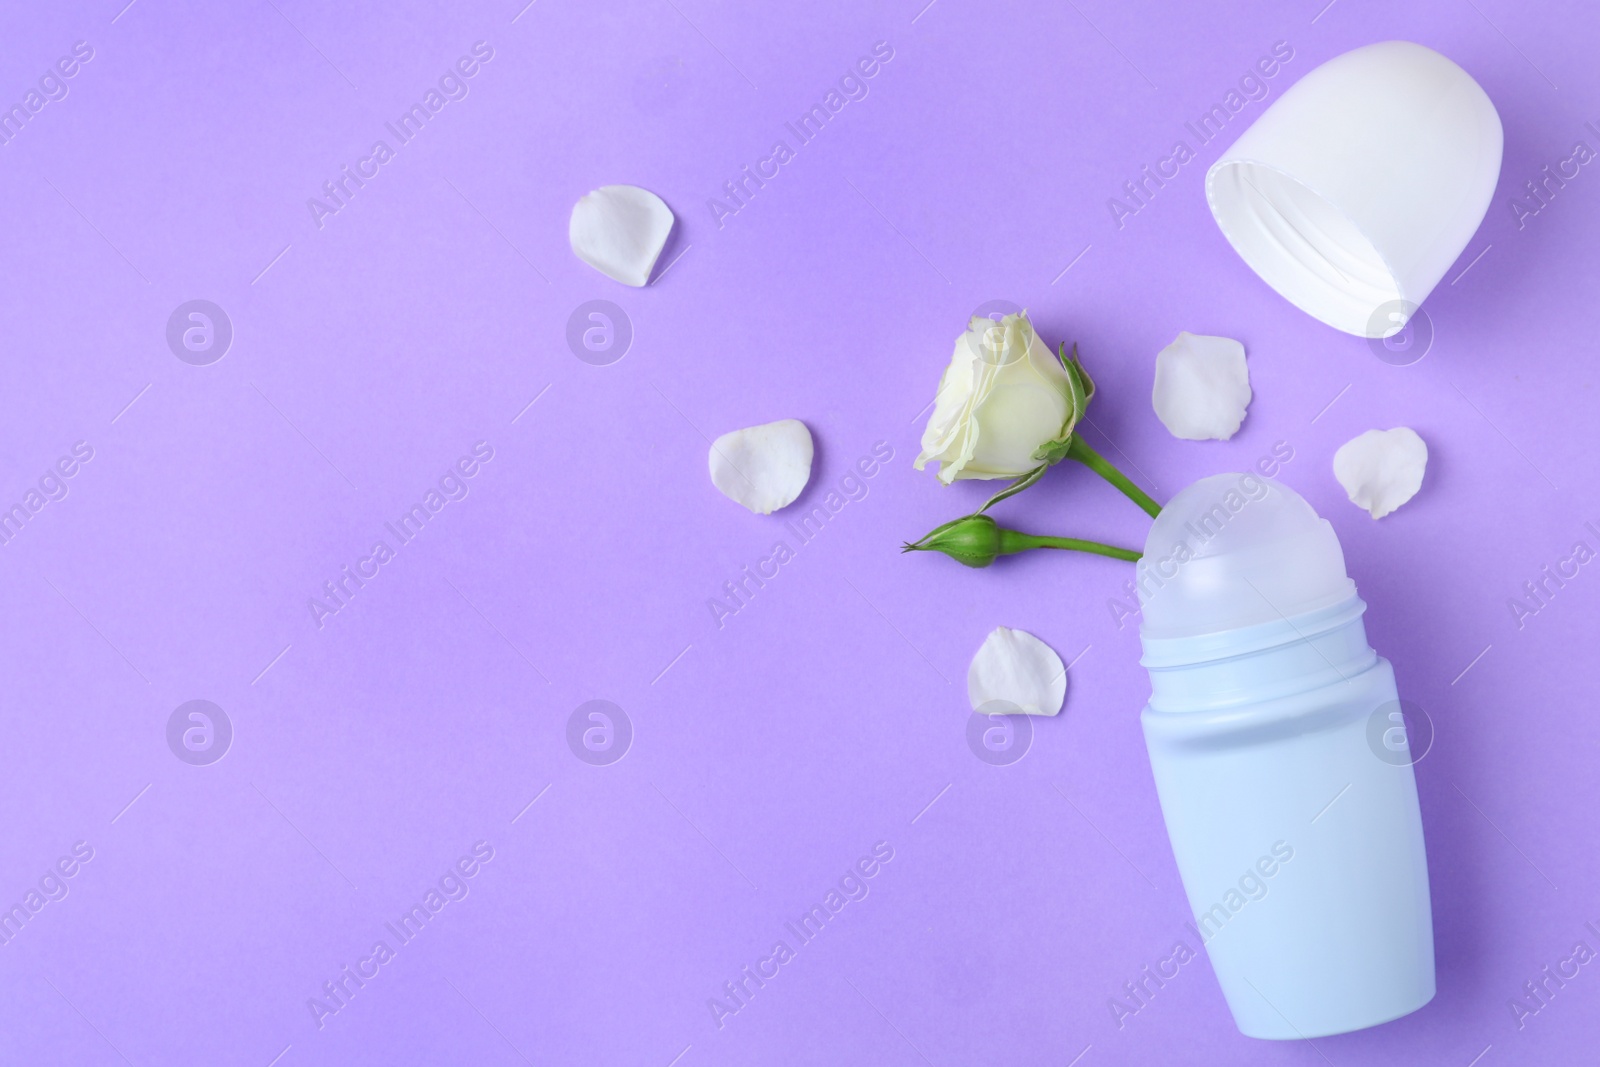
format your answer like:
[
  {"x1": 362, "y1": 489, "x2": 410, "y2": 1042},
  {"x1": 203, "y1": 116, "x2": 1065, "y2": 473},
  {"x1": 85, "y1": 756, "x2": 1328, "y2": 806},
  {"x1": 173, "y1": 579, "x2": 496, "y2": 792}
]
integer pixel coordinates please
[{"x1": 915, "y1": 312, "x2": 1084, "y2": 484}]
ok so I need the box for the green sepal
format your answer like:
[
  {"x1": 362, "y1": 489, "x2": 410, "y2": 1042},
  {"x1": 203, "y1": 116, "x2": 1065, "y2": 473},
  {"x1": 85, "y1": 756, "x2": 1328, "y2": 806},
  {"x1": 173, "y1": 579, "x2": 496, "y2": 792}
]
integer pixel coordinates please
[
  {"x1": 1061, "y1": 342, "x2": 1095, "y2": 405},
  {"x1": 1032, "y1": 435, "x2": 1076, "y2": 465},
  {"x1": 975, "y1": 463, "x2": 1049, "y2": 514}
]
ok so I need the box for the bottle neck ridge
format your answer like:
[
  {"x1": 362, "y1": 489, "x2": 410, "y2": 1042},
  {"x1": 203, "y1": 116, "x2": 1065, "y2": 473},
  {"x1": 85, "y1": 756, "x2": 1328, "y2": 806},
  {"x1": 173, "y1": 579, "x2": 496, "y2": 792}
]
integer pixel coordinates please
[{"x1": 1140, "y1": 595, "x2": 1376, "y2": 712}]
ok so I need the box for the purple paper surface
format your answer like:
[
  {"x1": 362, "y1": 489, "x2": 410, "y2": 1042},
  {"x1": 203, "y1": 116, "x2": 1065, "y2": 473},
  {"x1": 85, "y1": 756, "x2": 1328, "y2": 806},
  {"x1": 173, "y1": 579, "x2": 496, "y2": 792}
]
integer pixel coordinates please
[{"x1": 1, "y1": 0, "x2": 1596, "y2": 1064}]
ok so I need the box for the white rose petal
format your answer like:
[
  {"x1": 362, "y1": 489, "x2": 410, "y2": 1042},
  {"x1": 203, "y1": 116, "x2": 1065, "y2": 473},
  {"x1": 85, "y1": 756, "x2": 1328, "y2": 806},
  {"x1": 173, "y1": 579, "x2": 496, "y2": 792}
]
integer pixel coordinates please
[
  {"x1": 1333, "y1": 427, "x2": 1428, "y2": 519},
  {"x1": 709, "y1": 419, "x2": 814, "y2": 515},
  {"x1": 916, "y1": 312, "x2": 1077, "y2": 484},
  {"x1": 1152, "y1": 331, "x2": 1251, "y2": 441},
  {"x1": 967, "y1": 627, "x2": 1067, "y2": 717},
  {"x1": 569, "y1": 185, "x2": 675, "y2": 287}
]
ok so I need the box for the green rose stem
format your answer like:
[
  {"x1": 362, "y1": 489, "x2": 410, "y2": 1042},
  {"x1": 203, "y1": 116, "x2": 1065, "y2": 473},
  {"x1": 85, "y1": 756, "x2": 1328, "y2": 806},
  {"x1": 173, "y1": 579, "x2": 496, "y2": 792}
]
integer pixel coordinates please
[
  {"x1": 1005, "y1": 532, "x2": 1142, "y2": 562},
  {"x1": 901, "y1": 514, "x2": 1141, "y2": 568},
  {"x1": 1066, "y1": 436, "x2": 1162, "y2": 519}
]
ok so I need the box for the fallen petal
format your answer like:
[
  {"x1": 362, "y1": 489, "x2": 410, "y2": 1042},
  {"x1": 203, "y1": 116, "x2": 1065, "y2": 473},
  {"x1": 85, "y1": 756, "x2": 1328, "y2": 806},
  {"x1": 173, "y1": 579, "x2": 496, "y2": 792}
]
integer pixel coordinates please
[
  {"x1": 569, "y1": 185, "x2": 675, "y2": 286},
  {"x1": 967, "y1": 627, "x2": 1066, "y2": 717},
  {"x1": 709, "y1": 419, "x2": 814, "y2": 515},
  {"x1": 1152, "y1": 331, "x2": 1251, "y2": 441},
  {"x1": 1334, "y1": 427, "x2": 1428, "y2": 519}
]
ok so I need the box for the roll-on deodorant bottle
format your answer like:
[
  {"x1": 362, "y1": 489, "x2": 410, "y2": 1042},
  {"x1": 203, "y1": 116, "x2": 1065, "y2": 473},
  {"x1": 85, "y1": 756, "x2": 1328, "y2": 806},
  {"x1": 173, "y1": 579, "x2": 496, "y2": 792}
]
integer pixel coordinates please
[{"x1": 1137, "y1": 473, "x2": 1434, "y2": 1039}]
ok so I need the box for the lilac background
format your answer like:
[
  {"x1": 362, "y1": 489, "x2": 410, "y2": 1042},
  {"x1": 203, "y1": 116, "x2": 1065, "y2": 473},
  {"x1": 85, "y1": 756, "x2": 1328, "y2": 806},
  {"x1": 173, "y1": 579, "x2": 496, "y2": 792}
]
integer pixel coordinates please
[{"x1": 0, "y1": 0, "x2": 1596, "y2": 1063}]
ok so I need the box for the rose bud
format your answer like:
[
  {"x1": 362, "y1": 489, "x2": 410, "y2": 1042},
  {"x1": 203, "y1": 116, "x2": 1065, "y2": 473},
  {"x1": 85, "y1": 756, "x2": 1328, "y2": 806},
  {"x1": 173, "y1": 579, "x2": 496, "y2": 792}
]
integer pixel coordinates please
[
  {"x1": 902, "y1": 514, "x2": 1003, "y2": 568},
  {"x1": 903, "y1": 513, "x2": 1142, "y2": 568}
]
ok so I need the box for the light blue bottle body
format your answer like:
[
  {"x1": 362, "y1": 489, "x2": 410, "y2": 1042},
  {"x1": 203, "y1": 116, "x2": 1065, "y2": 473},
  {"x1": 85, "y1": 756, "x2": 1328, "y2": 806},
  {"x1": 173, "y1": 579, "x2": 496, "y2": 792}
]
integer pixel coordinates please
[
  {"x1": 1141, "y1": 597, "x2": 1434, "y2": 1039},
  {"x1": 1136, "y1": 475, "x2": 1435, "y2": 1039}
]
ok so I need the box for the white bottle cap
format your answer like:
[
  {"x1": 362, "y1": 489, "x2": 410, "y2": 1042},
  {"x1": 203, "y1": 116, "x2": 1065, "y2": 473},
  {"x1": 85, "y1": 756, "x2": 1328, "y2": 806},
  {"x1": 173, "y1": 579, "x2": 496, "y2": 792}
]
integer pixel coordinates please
[
  {"x1": 1138, "y1": 474, "x2": 1355, "y2": 641},
  {"x1": 1206, "y1": 41, "x2": 1502, "y2": 338}
]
